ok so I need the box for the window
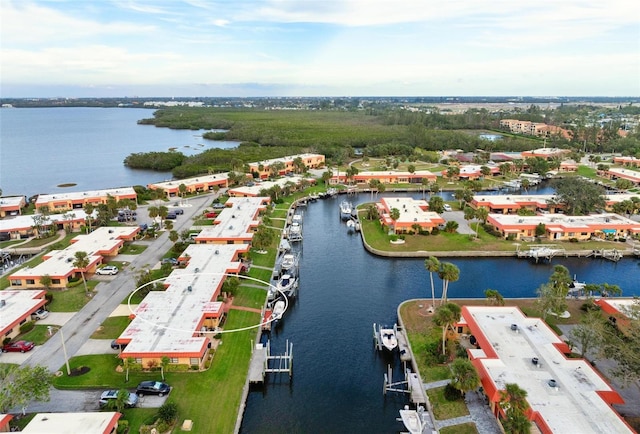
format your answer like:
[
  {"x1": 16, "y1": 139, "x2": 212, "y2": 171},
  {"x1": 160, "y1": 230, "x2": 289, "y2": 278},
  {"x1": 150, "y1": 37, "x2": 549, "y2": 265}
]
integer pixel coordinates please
[
  {"x1": 170, "y1": 357, "x2": 179, "y2": 364},
  {"x1": 26, "y1": 279, "x2": 35, "y2": 285},
  {"x1": 135, "y1": 358, "x2": 142, "y2": 364},
  {"x1": 20, "y1": 319, "x2": 27, "y2": 325},
  {"x1": 190, "y1": 358, "x2": 200, "y2": 366},
  {"x1": 10, "y1": 279, "x2": 21, "y2": 286},
  {"x1": 52, "y1": 279, "x2": 60, "y2": 284}
]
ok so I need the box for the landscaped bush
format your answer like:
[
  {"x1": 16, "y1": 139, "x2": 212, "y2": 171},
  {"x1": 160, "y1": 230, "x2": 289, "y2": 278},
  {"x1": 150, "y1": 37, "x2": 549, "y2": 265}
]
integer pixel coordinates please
[
  {"x1": 444, "y1": 383, "x2": 463, "y2": 401},
  {"x1": 45, "y1": 293, "x2": 54, "y2": 303},
  {"x1": 20, "y1": 321, "x2": 35, "y2": 334},
  {"x1": 157, "y1": 402, "x2": 178, "y2": 423}
]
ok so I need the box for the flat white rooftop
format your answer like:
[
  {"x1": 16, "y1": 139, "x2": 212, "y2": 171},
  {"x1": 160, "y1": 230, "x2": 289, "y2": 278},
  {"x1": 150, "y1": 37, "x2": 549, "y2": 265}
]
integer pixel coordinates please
[
  {"x1": 21, "y1": 412, "x2": 119, "y2": 434},
  {"x1": 490, "y1": 212, "x2": 640, "y2": 231},
  {"x1": 0, "y1": 210, "x2": 90, "y2": 232},
  {"x1": 463, "y1": 306, "x2": 631, "y2": 434},
  {"x1": 228, "y1": 176, "x2": 306, "y2": 197},
  {"x1": 0, "y1": 196, "x2": 25, "y2": 208},
  {"x1": 35, "y1": 187, "x2": 136, "y2": 205},
  {"x1": 474, "y1": 193, "x2": 639, "y2": 207},
  {"x1": 379, "y1": 197, "x2": 443, "y2": 225},
  {"x1": 608, "y1": 167, "x2": 640, "y2": 182},
  {"x1": 11, "y1": 226, "x2": 137, "y2": 279},
  {"x1": 250, "y1": 153, "x2": 323, "y2": 167},
  {"x1": 149, "y1": 172, "x2": 229, "y2": 189},
  {"x1": 196, "y1": 196, "x2": 268, "y2": 241},
  {"x1": 120, "y1": 244, "x2": 247, "y2": 356},
  {"x1": 0, "y1": 290, "x2": 47, "y2": 333}
]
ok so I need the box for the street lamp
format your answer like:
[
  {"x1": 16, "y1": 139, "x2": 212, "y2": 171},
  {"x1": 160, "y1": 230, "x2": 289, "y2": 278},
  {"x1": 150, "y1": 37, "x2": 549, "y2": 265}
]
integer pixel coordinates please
[{"x1": 60, "y1": 328, "x2": 71, "y2": 375}]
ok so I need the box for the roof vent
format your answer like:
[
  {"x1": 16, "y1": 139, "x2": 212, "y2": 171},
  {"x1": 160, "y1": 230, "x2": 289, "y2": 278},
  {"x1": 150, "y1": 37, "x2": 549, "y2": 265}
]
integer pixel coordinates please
[
  {"x1": 187, "y1": 285, "x2": 192, "y2": 292},
  {"x1": 510, "y1": 324, "x2": 518, "y2": 331},
  {"x1": 548, "y1": 379, "x2": 557, "y2": 388},
  {"x1": 215, "y1": 250, "x2": 219, "y2": 255},
  {"x1": 531, "y1": 357, "x2": 539, "y2": 365},
  {"x1": 0, "y1": 300, "x2": 5, "y2": 308}
]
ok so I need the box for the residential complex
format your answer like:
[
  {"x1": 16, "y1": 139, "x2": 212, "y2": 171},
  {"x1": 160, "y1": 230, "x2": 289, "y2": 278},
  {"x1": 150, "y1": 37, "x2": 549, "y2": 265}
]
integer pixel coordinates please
[
  {"x1": 330, "y1": 170, "x2": 438, "y2": 186},
  {"x1": 601, "y1": 167, "x2": 640, "y2": 186},
  {"x1": 116, "y1": 196, "x2": 268, "y2": 368},
  {"x1": 486, "y1": 212, "x2": 640, "y2": 241},
  {"x1": 0, "y1": 196, "x2": 26, "y2": 218},
  {"x1": 0, "y1": 289, "x2": 48, "y2": 341},
  {"x1": 35, "y1": 187, "x2": 137, "y2": 212},
  {"x1": 500, "y1": 120, "x2": 571, "y2": 140},
  {"x1": 148, "y1": 173, "x2": 229, "y2": 198},
  {"x1": 8, "y1": 226, "x2": 139, "y2": 289},
  {"x1": 0, "y1": 211, "x2": 88, "y2": 240},
  {"x1": 471, "y1": 193, "x2": 640, "y2": 215},
  {"x1": 247, "y1": 153, "x2": 325, "y2": 179},
  {"x1": 376, "y1": 197, "x2": 445, "y2": 234},
  {"x1": 457, "y1": 306, "x2": 633, "y2": 434},
  {"x1": 227, "y1": 176, "x2": 314, "y2": 198},
  {"x1": 18, "y1": 412, "x2": 120, "y2": 434}
]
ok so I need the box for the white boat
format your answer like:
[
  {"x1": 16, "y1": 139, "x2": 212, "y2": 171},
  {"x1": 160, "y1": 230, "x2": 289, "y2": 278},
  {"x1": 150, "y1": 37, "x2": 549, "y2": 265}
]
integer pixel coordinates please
[
  {"x1": 379, "y1": 325, "x2": 398, "y2": 352},
  {"x1": 276, "y1": 273, "x2": 298, "y2": 298},
  {"x1": 398, "y1": 405, "x2": 427, "y2": 434},
  {"x1": 288, "y1": 222, "x2": 303, "y2": 241},
  {"x1": 340, "y1": 201, "x2": 353, "y2": 221},
  {"x1": 346, "y1": 219, "x2": 356, "y2": 232},
  {"x1": 272, "y1": 299, "x2": 286, "y2": 325},
  {"x1": 280, "y1": 253, "x2": 297, "y2": 272}
]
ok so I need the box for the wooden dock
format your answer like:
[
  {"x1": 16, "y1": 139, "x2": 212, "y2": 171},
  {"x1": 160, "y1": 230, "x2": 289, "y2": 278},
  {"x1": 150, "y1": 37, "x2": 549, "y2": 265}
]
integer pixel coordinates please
[
  {"x1": 396, "y1": 326, "x2": 412, "y2": 363},
  {"x1": 408, "y1": 372, "x2": 427, "y2": 405},
  {"x1": 248, "y1": 343, "x2": 268, "y2": 384}
]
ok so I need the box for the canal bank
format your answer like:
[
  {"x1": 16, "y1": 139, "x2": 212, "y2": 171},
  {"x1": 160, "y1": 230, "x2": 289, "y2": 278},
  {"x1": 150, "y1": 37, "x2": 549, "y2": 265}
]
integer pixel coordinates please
[{"x1": 240, "y1": 193, "x2": 640, "y2": 433}]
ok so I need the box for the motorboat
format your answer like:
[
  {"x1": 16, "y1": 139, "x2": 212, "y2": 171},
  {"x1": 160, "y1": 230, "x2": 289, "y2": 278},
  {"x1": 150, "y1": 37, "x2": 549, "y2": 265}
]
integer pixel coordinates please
[
  {"x1": 398, "y1": 405, "x2": 427, "y2": 434},
  {"x1": 379, "y1": 325, "x2": 398, "y2": 352},
  {"x1": 340, "y1": 201, "x2": 353, "y2": 221},
  {"x1": 346, "y1": 219, "x2": 356, "y2": 232},
  {"x1": 272, "y1": 299, "x2": 286, "y2": 326},
  {"x1": 288, "y1": 222, "x2": 303, "y2": 241},
  {"x1": 276, "y1": 273, "x2": 298, "y2": 298},
  {"x1": 280, "y1": 253, "x2": 297, "y2": 273}
]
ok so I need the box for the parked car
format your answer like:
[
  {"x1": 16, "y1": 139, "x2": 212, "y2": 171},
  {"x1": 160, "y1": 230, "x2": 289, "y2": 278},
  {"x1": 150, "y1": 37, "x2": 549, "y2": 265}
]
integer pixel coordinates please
[
  {"x1": 96, "y1": 265, "x2": 119, "y2": 275},
  {"x1": 161, "y1": 257, "x2": 178, "y2": 266},
  {"x1": 99, "y1": 390, "x2": 139, "y2": 408},
  {"x1": 110, "y1": 340, "x2": 127, "y2": 350},
  {"x1": 173, "y1": 208, "x2": 184, "y2": 215},
  {"x1": 212, "y1": 203, "x2": 225, "y2": 209},
  {"x1": 136, "y1": 381, "x2": 171, "y2": 397},
  {"x1": 2, "y1": 340, "x2": 35, "y2": 353},
  {"x1": 165, "y1": 212, "x2": 177, "y2": 219},
  {"x1": 31, "y1": 307, "x2": 49, "y2": 320},
  {"x1": 443, "y1": 204, "x2": 452, "y2": 212}
]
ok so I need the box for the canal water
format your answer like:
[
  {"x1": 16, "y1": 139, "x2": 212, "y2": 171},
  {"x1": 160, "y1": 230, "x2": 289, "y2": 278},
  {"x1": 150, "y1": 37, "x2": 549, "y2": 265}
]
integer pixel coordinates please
[{"x1": 240, "y1": 193, "x2": 639, "y2": 433}]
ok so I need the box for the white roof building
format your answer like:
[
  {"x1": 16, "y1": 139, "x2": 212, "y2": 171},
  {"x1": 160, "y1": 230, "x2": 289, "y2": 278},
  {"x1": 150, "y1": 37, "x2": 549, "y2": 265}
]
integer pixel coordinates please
[
  {"x1": 21, "y1": 412, "x2": 120, "y2": 434},
  {"x1": 118, "y1": 243, "x2": 248, "y2": 360},
  {"x1": 0, "y1": 290, "x2": 48, "y2": 337},
  {"x1": 459, "y1": 306, "x2": 632, "y2": 434},
  {"x1": 195, "y1": 196, "x2": 269, "y2": 243}
]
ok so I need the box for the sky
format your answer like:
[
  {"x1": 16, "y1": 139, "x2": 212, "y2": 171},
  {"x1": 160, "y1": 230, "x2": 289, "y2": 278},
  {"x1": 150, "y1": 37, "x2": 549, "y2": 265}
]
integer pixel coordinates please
[{"x1": 1, "y1": 0, "x2": 639, "y2": 97}]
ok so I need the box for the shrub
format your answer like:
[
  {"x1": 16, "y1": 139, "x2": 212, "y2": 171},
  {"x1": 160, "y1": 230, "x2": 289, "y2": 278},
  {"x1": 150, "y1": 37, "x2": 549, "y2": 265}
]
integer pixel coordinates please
[
  {"x1": 158, "y1": 402, "x2": 178, "y2": 423},
  {"x1": 389, "y1": 234, "x2": 398, "y2": 241},
  {"x1": 20, "y1": 321, "x2": 35, "y2": 334},
  {"x1": 569, "y1": 238, "x2": 579, "y2": 243},
  {"x1": 431, "y1": 227, "x2": 440, "y2": 236},
  {"x1": 45, "y1": 293, "x2": 54, "y2": 303},
  {"x1": 444, "y1": 383, "x2": 463, "y2": 401},
  {"x1": 116, "y1": 420, "x2": 129, "y2": 434},
  {"x1": 580, "y1": 300, "x2": 600, "y2": 312}
]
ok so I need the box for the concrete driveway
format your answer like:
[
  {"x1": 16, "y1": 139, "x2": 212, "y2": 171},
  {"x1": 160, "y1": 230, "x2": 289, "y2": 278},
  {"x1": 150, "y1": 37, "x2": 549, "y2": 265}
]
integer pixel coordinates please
[{"x1": 443, "y1": 210, "x2": 477, "y2": 235}]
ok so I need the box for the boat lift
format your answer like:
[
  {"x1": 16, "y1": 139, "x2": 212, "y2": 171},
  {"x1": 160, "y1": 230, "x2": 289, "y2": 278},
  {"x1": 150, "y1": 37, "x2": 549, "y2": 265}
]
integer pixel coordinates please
[
  {"x1": 249, "y1": 339, "x2": 294, "y2": 384},
  {"x1": 383, "y1": 365, "x2": 427, "y2": 406}
]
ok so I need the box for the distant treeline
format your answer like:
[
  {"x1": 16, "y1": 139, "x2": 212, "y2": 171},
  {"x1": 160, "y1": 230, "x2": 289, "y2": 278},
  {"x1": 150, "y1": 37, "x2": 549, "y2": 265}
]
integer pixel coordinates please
[{"x1": 124, "y1": 107, "x2": 640, "y2": 177}]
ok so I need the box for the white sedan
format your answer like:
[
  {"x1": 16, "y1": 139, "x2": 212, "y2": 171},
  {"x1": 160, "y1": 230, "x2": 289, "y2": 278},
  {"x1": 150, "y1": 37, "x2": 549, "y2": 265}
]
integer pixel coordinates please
[{"x1": 95, "y1": 265, "x2": 119, "y2": 275}]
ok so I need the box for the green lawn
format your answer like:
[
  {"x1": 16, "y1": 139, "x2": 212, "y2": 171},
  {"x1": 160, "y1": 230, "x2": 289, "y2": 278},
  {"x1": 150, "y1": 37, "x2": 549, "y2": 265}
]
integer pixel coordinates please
[
  {"x1": 119, "y1": 243, "x2": 148, "y2": 255},
  {"x1": 91, "y1": 316, "x2": 131, "y2": 339},
  {"x1": 233, "y1": 285, "x2": 268, "y2": 310},
  {"x1": 47, "y1": 282, "x2": 97, "y2": 312},
  {"x1": 52, "y1": 310, "x2": 259, "y2": 434},
  {"x1": 440, "y1": 422, "x2": 479, "y2": 434},
  {"x1": 18, "y1": 324, "x2": 58, "y2": 345},
  {"x1": 427, "y1": 386, "x2": 470, "y2": 420}
]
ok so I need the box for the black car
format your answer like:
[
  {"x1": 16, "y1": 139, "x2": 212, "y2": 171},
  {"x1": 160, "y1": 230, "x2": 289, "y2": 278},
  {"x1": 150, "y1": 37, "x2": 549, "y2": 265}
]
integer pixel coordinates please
[
  {"x1": 173, "y1": 208, "x2": 184, "y2": 215},
  {"x1": 136, "y1": 381, "x2": 171, "y2": 397},
  {"x1": 111, "y1": 340, "x2": 127, "y2": 350},
  {"x1": 165, "y1": 212, "x2": 177, "y2": 219}
]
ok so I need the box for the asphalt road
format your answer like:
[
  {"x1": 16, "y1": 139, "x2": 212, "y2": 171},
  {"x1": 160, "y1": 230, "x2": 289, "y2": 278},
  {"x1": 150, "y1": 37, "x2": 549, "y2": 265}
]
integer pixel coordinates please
[{"x1": 17, "y1": 192, "x2": 216, "y2": 413}]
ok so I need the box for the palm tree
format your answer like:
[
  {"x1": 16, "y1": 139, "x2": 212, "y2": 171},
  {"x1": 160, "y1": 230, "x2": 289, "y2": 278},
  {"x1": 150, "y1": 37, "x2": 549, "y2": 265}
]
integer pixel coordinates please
[
  {"x1": 499, "y1": 383, "x2": 531, "y2": 434},
  {"x1": 73, "y1": 251, "x2": 90, "y2": 294},
  {"x1": 84, "y1": 203, "x2": 94, "y2": 233},
  {"x1": 475, "y1": 207, "x2": 489, "y2": 235},
  {"x1": 148, "y1": 206, "x2": 159, "y2": 226},
  {"x1": 438, "y1": 262, "x2": 460, "y2": 304},
  {"x1": 424, "y1": 256, "x2": 440, "y2": 309},
  {"x1": 158, "y1": 206, "x2": 169, "y2": 228},
  {"x1": 450, "y1": 358, "x2": 481, "y2": 398},
  {"x1": 389, "y1": 207, "x2": 400, "y2": 234},
  {"x1": 433, "y1": 303, "x2": 461, "y2": 355}
]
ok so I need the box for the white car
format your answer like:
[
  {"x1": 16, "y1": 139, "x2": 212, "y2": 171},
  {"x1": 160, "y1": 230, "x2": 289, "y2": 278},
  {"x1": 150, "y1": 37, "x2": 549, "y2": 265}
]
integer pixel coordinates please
[
  {"x1": 32, "y1": 307, "x2": 49, "y2": 320},
  {"x1": 96, "y1": 265, "x2": 119, "y2": 275},
  {"x1": 443, "y1": 204, "x2": 452, "y2": 212}
]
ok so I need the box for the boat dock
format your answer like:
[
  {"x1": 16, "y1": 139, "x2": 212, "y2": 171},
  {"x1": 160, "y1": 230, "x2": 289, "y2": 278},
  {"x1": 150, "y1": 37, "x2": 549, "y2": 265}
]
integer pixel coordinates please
[
  {"x1": 516, "y1": 245, "x2": 566, "y2": 262},
  {"x1": 248, "y1": 340, "x2": 294, "y2": 384},
  {"x1": 585, "y1": 248, "x2": 624, "y2": 262},
  {"x1": 383, "y1": 366, "x2": 427, "y2": 406},
  {"x1": 396, "y1": 325, "x2": 412, "y2": 363}
]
